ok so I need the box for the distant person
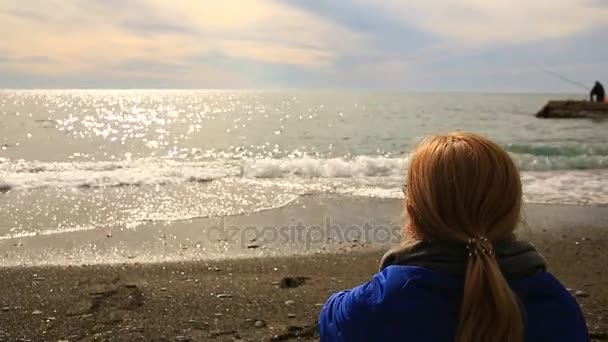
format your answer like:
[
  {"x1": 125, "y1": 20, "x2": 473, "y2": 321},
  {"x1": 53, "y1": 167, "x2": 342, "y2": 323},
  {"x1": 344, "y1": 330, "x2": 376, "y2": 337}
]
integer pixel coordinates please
[
  {"x1": 590, "y1": 81, "x2": 605, "y2": 102},
  {"x1": 319, "y1": 132, "x2": 588, "y2": 342}
]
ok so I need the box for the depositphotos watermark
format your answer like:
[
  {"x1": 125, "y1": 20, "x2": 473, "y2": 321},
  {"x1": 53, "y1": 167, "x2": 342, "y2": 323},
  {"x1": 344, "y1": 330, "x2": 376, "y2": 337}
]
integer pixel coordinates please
[{"x1": 205, "y1": 217, "x2": 403, "y2": 250}]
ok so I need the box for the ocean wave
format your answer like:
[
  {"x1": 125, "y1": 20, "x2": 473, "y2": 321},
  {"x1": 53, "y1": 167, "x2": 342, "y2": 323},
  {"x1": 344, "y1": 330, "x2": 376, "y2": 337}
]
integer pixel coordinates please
[
  {"x1": 0, "y1": 153, "x2": 607, "y2": 191},
  {"x1": 0, "y1": 159, "x2": 241, "y2": 190},
  {"x1": 241, "y1": 156, "x2": 407, "y2": 179},
  {"x1": 506, "y1": 143, "x2": 608, "y2": 157}
]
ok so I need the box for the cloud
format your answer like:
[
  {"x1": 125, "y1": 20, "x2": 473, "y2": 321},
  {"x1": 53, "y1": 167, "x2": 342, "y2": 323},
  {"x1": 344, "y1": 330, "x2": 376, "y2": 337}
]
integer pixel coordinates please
[
  {"x1": 375, "y1": 0, "x2": 608, "y2": 46},
  {"x1": 0, "y1": 0, "x2": 606, "y2": 89},
  {"x1": 0, "y1": 0, "x2": 363, "y2": 86}
]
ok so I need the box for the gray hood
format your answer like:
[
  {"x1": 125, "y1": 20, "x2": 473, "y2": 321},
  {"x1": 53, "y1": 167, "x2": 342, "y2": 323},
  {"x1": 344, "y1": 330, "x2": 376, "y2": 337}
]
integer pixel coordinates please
[{"x1": 380, "y1": 240, "x2": 547, "y2": 279}]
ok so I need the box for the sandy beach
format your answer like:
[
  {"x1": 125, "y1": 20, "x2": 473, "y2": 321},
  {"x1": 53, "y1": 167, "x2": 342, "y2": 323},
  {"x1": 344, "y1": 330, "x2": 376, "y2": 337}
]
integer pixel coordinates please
[
  {"x1": 0, "y1": 196, "x2": 607, "y2": 341},
  {"x1": 0, "y1": 242, "x2": 606, "y2": 341}
]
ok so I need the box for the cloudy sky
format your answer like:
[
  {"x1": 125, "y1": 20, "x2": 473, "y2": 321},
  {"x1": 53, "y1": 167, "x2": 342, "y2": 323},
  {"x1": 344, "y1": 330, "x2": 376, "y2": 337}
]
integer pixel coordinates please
[{"x1": 1, "y1": 0, "x2": 607, "y2": 91}]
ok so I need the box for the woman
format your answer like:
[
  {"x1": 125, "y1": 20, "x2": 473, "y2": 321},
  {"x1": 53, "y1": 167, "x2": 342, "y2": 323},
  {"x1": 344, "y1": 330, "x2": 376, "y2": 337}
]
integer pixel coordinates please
[{"x1": 319, "y1": 132, "x2": 588, "y2": 342}]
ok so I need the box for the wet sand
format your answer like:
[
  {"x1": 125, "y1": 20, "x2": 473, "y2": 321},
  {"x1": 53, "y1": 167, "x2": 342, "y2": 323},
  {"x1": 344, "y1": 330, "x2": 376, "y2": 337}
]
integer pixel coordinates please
[
  {"x1": 0, "y1": 196, "x2": 606, "y2": 341},
  {"x1": 1, "y1": 195, "x2": 608, "y2": 266}
]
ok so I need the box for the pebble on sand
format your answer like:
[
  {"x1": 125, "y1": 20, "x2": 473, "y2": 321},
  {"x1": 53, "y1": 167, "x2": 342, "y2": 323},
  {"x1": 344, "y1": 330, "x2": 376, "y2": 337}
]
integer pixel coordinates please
[
  {"x1": 0, "y1": 182, "x2": 11, "y2": 193},
  {"x1": 280, "y1": 276, "x2": 310, "y2": 289},
  {"x1": 32, "y1": 310, "x2": 42, "y2": 315},
  {"x1": 254, "y1": 320, "x2": 266, "y2": 328},
  {"x1": 575, "y1": 290, "x2": 590, "y2": 298}
]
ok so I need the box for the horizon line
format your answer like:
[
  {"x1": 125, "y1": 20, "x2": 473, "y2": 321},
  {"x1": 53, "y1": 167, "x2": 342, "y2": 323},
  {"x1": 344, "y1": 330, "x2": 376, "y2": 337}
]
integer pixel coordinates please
[{"x1": 0, "y1": 88, "x2": 587, "y2": 95}]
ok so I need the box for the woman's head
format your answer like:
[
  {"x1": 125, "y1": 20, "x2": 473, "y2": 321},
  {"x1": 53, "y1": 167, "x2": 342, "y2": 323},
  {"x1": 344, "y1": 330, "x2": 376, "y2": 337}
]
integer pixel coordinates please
[
  {"x1": 405, "y1": 131, "x2": 522, "y2": 242},
  {"x1": 405, "y1": 132, "x2": 524, "y2": 342}
]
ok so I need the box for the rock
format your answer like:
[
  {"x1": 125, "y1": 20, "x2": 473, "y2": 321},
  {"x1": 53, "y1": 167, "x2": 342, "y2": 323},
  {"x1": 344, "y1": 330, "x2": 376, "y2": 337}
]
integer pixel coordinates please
[
  {"x1": 280, "y1": 276, "x2": 310, "y2": 289},
  {"x1": 536, "y1": 100, "x2": 608, "y2": 119},
  {"x1": 247, "y1": 243, "x2": 260, "y2": 249},
  {"x1": 175, "y1": 336, "x2": 191, "y2": 341},
  {"x1": 125, "y1": 283, "x2": 137, "y2": 289},
  {"x1": 270, "y1": 324, "x2": 319, "y2": 341},
  {"x1": 32, "y1": 310, "x2": 42, "y2": 315},
  {"x1": 33, "y1": 277, "x2": 46, "y2": 281},
  {"x1": 284, "y1": 300, "x2": 295, "y2": 306},
  {"x1": 209, "y1": 330, "x2": 236, "y2": 338},
  {"x1": 216, "y1": 293, "x2": 233, "y2": 299},
  {"x1": 254, "y1": 320, "x2": 266, "y2": 328},
  {"x1": 187, "y1": 176, "x2": 213, "y2": 183},
  {"x1": 0, "y1": 182, "x2": 11, "y2": 193},
  {"x1": 287, "y1": 313, "x2": 296, "y2": 318},
  {"x1": 160, "y1": 287, "x2": 167, "y2": 292},
  {"x1": 574, "y1": 290, "x2": 589, "y2": 298},
  {"x1": 2, "y1": 307, "x2": 10, "y2": 312}
]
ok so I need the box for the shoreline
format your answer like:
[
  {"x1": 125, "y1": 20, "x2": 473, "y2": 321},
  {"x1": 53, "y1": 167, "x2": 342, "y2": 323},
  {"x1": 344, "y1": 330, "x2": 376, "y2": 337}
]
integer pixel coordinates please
[{"x1": 1, "y1": 195, "x2": 608, "y2": 267}]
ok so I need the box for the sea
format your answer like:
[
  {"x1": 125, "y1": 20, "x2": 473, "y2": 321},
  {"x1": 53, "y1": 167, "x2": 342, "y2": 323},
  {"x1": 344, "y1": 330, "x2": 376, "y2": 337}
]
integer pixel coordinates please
[{"x1": 1, "y1": 90, "x2": 607, "y2": 241}]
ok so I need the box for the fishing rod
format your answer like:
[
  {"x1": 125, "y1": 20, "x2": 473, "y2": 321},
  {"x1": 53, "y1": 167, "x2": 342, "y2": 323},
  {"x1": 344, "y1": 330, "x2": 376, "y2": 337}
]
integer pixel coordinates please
[{"x1": 540, "y1": 68, "x2": 590, "y2": 91}]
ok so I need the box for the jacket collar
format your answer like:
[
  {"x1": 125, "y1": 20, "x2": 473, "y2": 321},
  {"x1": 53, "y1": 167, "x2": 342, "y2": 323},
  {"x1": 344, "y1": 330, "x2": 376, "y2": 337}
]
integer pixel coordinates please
[{"x1": 380, "y1": 239, "x2": 547, "y2": 279}]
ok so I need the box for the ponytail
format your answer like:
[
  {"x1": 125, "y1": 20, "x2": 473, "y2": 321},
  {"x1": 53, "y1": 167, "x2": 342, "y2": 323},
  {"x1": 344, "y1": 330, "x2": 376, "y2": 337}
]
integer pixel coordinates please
[{"x1": 457, "y1": 237, "x2": 524, "y2": 342}]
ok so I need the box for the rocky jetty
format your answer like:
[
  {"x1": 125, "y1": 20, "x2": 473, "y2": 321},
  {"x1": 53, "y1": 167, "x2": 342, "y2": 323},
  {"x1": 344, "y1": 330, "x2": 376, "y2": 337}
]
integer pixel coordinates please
[{"x1": 536, "y1": 100, "x2": 608, "y2": 119}]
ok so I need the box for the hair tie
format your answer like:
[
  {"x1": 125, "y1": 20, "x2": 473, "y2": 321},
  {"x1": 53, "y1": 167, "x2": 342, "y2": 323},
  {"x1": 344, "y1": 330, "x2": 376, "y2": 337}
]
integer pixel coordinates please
[{"x1": 465, "y1": 236, "x2": 494, "y2": 257}]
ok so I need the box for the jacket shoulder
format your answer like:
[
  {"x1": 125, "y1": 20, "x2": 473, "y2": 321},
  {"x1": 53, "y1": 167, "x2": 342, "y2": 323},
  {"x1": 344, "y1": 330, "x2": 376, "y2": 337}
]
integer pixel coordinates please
[
  {"x1": 319, "y1": 266, "x2": 456, "y2": 341},
  {"x1": 513, "y1": 272, "x2": 589, "y2": 341}
]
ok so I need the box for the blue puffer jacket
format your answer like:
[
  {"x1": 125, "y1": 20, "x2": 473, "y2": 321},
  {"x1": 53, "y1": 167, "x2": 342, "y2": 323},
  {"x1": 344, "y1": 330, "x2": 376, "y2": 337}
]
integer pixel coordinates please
[{"x1": 319, "y1": 241, "x2": 589, "y2": 341}]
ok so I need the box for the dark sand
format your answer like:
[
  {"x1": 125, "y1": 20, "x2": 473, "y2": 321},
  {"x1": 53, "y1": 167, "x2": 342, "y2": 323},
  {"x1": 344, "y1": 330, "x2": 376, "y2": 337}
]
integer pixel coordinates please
[
  {"x1": 0, "y1": 196, "x2": 607, "y2": 341},
  {"x1": 0, "y1": 234, "x2": 607, "y2": 341}
]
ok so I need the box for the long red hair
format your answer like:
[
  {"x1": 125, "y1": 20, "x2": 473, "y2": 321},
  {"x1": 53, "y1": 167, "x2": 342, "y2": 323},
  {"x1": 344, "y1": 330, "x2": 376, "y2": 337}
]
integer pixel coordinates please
[{"x1": 405, "y1": 132, "x2": 524, "y2": 342}]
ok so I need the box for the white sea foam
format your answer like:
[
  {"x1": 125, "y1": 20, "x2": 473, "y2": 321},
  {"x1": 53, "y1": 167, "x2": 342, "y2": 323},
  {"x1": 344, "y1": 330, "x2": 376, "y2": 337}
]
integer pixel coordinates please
[
  {"x1": 333, "y1": 170, "x2": 608, "y2": 207},
  {"x1": 241, "y1": 156, "x2": 407, "y2": 179},
  {"x1": 0, "y1": 158, "x2": 240, "y2": 190},
  {"x1": 0, "y1": 157, "x2": 408, "y2": 190},
  {"x1": 1, "y1": 157, "x2": 607, "y2": 206}
]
